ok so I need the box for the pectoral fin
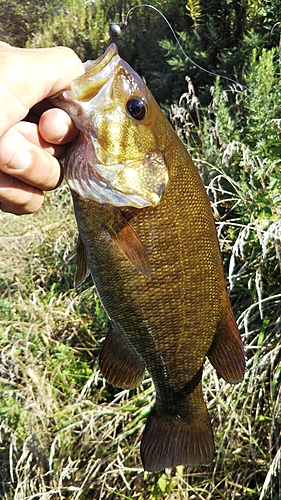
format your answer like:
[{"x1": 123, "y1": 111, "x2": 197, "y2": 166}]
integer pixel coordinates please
[
  {"x1": 105, "y1": 207, "x2": 151, "y2": 279},
  {"x1": 99, "y1": 322, "x2": 145, "y2": 389},
  {"x1": 74, "y1": 234, "x2": 90, "y2": 287},
  {"x1": 207, "y1": 293, "x2": 245, "y2": 384}
]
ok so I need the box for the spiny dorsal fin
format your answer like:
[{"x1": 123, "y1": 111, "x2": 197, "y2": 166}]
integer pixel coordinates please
[
  {"x1": 105, "y1": 207, "x2": 151, "y2": 279},
  {"x1": 74, "y1": 234, "x2": 90, "y2": 287}
]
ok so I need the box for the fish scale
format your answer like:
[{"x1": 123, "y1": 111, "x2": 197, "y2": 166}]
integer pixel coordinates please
[{"x1": 51, "y1": 42, "x2": 245, "y2": 471}]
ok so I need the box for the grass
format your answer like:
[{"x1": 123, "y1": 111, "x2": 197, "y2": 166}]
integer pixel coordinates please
[
  {"x1": 1, "y1": 60, "x2": 281, "y2": 496},
  {"x1": 1, "y1": 182, "x2": 280, "y2": 499}
]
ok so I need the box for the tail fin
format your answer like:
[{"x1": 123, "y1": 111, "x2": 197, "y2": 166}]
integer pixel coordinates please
[{"x1": 140, "y1": 405, "x2": 214, "y2": 472}]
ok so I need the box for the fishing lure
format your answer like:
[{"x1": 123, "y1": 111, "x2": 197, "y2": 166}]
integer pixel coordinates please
[{"x1": 109, "y1": 3, "x2": 250, "y2": 92}]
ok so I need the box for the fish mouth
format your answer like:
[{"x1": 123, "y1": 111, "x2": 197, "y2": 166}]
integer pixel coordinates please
[{"x1": 72, "y1": 43, "x2": 119, "y2": 102}]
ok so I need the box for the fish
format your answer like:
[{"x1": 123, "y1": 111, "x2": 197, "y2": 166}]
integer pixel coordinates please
[{"x1": 50, "y1": 43, "x2": 245, "y2": 472}]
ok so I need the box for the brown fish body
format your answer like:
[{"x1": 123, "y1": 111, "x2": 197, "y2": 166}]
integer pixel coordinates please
[{"x1": 52, "y1": 43, "x2": 245, "y2": 471}]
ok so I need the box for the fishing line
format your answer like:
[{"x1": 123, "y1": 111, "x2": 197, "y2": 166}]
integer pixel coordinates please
[{"x1": 110, "y1": 3, "x2": 250, "y2": 92}]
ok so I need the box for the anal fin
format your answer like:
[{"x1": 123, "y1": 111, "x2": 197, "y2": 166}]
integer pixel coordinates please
[
  {"x1": 99, "y1": 322, "x2": 145, "y2": 390},
  {"x1": 208, "y1": 293, "x2": 245, "y2": 384}
]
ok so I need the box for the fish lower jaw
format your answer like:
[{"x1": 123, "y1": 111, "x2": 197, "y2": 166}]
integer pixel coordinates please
[{"x1": 66, "y1": 177, "x2": 153, "y2": 208}]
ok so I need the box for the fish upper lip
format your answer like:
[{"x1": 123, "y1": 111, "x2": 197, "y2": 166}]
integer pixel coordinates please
[
  {"x1": 83, "y1": 43, "x2": 118, "y2": 76},
  {"x1": 72, "y1": 44, "x2": 119, "y2": 102}
]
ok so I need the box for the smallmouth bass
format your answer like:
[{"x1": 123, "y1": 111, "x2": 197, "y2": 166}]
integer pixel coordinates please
[{"x1": 51, "y1": 43, "x2": 245, "y2": 471}]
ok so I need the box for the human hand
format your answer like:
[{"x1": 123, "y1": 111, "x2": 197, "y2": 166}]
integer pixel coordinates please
[{"x1": 0, "y1": 42, "x2": 84, "y2": 215}]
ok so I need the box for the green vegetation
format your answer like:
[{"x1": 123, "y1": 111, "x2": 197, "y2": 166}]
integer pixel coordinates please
[
  {"x1": 1, "y1": 0, "x2": 281, "y2": 498},
  {"x1": 2, "y1": 0, "x2": 281, "y2": 103}
]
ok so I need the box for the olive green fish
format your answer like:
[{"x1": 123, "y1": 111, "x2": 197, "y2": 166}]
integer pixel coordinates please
[{"x1": 51, "y1": 43, "x2": 245, "y2": 471}]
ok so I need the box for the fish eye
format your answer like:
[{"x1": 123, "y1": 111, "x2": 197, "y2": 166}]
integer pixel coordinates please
[{"x1": 126, "y1": 98, "x2": 146, "y2": 120}]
